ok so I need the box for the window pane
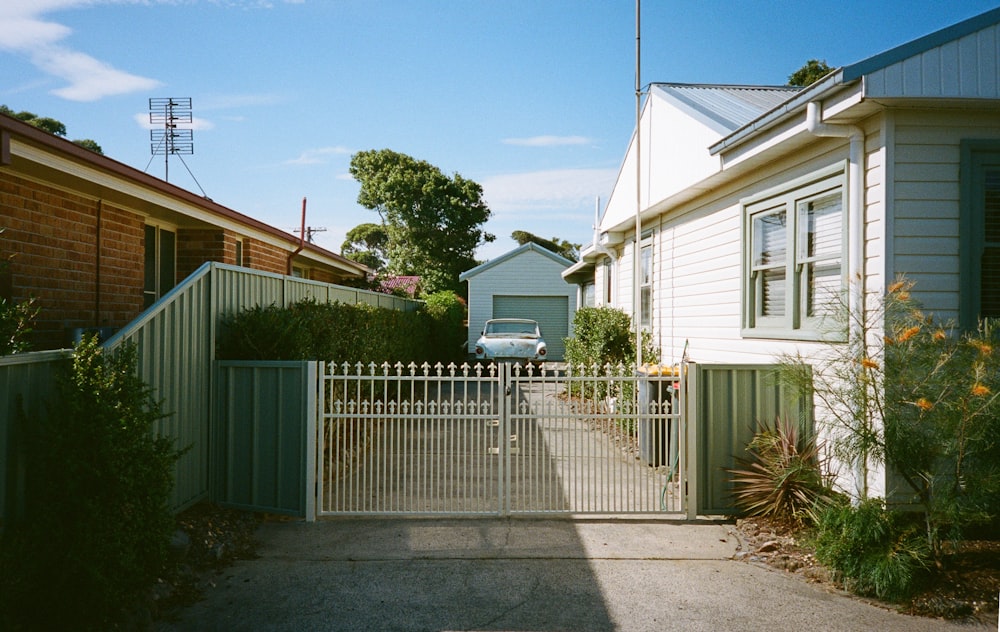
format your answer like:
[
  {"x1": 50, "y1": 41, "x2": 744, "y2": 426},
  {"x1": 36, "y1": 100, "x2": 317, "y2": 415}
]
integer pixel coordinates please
[
  {"x1": 144, "y1": 225, "x2": 156, "y2": 295},
  {"x1": 753, "y1": 212, "x2": 786, "y2": 266},
  {"x1": 802, "y1": 194, "x2": 841, "y2": 259},
  {"x1": 761, "y1": 267, "x2": 786, "y2": 317},
  {"x1": 806, "y1": 261, "x2": 841, "y2": 317},
  {"x1": 159, "y1": 229, "x2": 176, "y2": 294},
  {"x1": 641, "y1": 287, "x2": 652, "y2": 327},
  {"x1": 982, "y1": 167, "x2": 1000, "y2": 317},
  {"x1": 984, "y1": 168, "x2": 1000, "y2": 242},
  {"x1": 641, "y1": 244, "x2": 652, "y2": 285}
]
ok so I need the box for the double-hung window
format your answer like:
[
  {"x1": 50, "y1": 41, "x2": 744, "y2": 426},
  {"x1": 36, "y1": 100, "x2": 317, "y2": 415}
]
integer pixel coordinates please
[{"x1": 744, "y1": 166, "x2": 847, "y2": 339}]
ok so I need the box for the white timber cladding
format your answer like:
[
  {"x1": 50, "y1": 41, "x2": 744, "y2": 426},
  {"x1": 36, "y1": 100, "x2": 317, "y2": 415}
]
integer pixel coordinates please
[
  {"x1": 890, "y1": 109, "x2": 1000, "y2": 322},
  {"x1": 864, "y1": 22, "x2": 1000, "y2": 99},
  {"x1": 462, "y1": 245, "x2": 575, "y2": 361},
  {"x1": 601, "y1": 89, "x2": 731, "y2": 232},
  {"x1": 612, "y1": 142, "x2": 874, "y2": 367}
]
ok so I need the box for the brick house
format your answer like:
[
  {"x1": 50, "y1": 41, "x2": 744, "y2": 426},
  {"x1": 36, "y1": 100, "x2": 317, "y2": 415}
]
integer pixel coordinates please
[{"x1": 0, "y1": 113, "x2": 369, "y2": 350}]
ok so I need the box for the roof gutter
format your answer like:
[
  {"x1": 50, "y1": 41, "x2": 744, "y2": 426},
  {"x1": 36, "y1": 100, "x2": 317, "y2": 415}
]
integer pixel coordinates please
[{"x1": 709, "y1": 70, "x2": 846, "y2": 156}]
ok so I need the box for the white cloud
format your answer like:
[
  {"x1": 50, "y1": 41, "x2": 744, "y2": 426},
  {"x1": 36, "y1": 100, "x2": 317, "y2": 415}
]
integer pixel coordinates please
[
  {"x1": 284, "y1": 146, "x2": 352, "y2": 166},
  {"x1": 0, "y1": 1, "x2": 162, "y2": 102},
  {"x1": 501, "y1": 135, "x2": 592, "y2": 147},
  {"x1": 481, "y1": 168, "x2": 616, "y2": 215}
]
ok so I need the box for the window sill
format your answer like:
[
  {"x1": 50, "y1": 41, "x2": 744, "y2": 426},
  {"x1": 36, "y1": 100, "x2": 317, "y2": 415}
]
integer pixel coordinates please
[{"x1": 740, "y1": 327, "x2": 846, "y2": 344}]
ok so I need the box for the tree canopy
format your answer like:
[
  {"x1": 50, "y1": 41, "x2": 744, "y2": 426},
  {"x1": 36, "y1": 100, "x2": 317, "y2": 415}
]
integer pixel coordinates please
[
  {"x1": 347, "y1": 149, "x2": 494, "y2": 296},
  {"x1": 788, "y1": 60, "x2": 833, "y2": 87},
  {"x1": 511, "y1": 230, "x2": 580, "y2": 262},
  {"x1": 1, "y1": 105, "x2": 103, "y2": 155},
  {"x1": 341, "y1": 222, "x2": 389, "y2": 273}
]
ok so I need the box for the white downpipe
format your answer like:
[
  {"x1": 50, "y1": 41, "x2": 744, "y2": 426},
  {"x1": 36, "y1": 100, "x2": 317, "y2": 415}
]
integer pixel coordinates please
[{"x1": 805, "y1": 100, "x2": 871, "y2": 498}]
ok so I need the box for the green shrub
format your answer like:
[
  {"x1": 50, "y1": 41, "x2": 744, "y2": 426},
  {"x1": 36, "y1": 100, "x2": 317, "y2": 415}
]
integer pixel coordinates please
[
  {"x1": 727, "y1": 418, "x2": 832, "y2": 526},
  {"x1": 421, "y1": 290, "x2": 467, "y2": 363},
  {"x1": 563, "y1": 306, "x2": 659, "y2": 408},
  {"x1": 564, "y1": 306, "x2": 634, "y2": 368},
  {"x1": 814, "y1": 498, "x2": 930, "y2": 602},
  {"x1": 217, "y1": 296, "x2": 466, "y2": 365},
  {"x1": 0, "y1": 336, "x2": 183, "y2": 630}
]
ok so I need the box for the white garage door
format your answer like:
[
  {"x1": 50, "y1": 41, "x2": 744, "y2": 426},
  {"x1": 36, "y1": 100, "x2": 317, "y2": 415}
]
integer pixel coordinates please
[{"x1": 493, "y1": 295, "x2": 569, "y2": 361}]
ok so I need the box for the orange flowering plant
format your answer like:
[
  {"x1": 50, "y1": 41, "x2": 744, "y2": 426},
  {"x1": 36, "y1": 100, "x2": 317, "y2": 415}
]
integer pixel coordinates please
[{"x1": 780, "y1": 275, "x2": 1000, "y2": 562}]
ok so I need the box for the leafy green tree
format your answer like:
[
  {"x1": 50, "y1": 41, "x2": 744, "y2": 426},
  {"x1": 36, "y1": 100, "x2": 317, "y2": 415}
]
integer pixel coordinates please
[
  {"x1": 72, "y1": 138, "x2": 104, "y2": 154},
  {"x1": 511, "y1": 230, "x2": 580, "y2": 262},
  {"x1": 0, "y1": 229, "x2": 39, "y2": 355},
  {"x1": 341, "y1": 222, "x2": 389, "y2": 273},
  {"x1": 349, "y1": 149, "x2": 494, "y2": 296},
  {"x1": 1, "y1": 104, "x2": 104, "y2": 155},
  {"x1": 788, "y1": 59, "x2": 833, "y2": 87}
]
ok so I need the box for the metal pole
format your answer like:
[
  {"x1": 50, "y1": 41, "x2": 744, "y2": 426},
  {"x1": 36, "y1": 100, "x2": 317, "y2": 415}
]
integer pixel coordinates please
[{"x1": 634, "y1": 0, "x2": 643, "y2": 371}]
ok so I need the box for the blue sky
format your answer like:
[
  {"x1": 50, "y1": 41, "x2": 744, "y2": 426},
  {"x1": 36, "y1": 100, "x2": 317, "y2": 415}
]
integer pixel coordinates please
[{"x1": 2, "y1": 1, "x2": 998, "y2": 261}]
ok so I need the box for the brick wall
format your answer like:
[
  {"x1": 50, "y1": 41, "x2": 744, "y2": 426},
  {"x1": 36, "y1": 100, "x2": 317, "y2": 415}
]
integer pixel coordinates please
[
  {"x1": 244, "y1": 237, "x2": 292, "y2": 275},
  {"x1": 177, "y1": 228, "x2": 228, "y2": 280},
  {"x1": 0, "y1": 172, "x2": 144, "y2": 349}
]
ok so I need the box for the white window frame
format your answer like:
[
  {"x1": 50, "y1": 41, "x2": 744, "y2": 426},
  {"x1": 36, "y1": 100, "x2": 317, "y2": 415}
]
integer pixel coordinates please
[
  {"x1": 639, "y1": 232, "x2": 653, "y2": 329},
  {"x1": 742, "y1": 163, "x2": 847, "y2": 341}
]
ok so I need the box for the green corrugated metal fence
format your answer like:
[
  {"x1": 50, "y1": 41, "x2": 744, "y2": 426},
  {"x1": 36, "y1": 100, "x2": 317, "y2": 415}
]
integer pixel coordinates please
[
  {"x1": 213, "y1": 361, "x2": 317, "y2": 518},
  {"x1": 0, "y1": 350, "x2": 73, "y2": 526},
  {"x1": 688, "y1": 363, "x2": 813, "y2": 516}
]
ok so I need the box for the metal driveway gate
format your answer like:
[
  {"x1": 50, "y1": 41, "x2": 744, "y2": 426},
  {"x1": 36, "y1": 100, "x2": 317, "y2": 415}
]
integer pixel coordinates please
[{"x1": 317, "y1": 361, "x2": 686, "y2": 517}]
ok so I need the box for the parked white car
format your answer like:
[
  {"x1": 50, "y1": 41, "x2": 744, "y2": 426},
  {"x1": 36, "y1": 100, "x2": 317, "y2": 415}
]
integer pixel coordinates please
[{"x1": 474, "y1": 318, "x2": 547, "y2": 363}]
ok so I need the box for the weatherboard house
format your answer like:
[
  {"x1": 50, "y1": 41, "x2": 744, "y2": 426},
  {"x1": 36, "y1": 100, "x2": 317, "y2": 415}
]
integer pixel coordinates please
[
  {"x1": 0, "y1": 112, "x2": 369, "y2": 351},
  {"x1": 563, "y1": 8, "x2": 1000, "y2": 495}
]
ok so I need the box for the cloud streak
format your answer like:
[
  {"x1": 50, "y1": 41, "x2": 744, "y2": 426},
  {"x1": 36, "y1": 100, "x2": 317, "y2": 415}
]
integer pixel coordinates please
[
  {"x1": 501, "y1": 135, "x2": 592, "y2": 147},
  {"x1": 0, "y1": 1, "x2": 162, "y2": 101},
  {"x1": 481, "y1": 168, "x2": 616, "y2": 215},
  {"x1": 284, "y1": 146, "x2": 352, "y2": 165}
]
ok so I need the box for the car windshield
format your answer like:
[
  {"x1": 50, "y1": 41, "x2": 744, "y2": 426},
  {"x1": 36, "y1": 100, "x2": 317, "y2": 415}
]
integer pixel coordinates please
[{"x1": 485, "y1": 321, "x2": 537, "y2": 336}]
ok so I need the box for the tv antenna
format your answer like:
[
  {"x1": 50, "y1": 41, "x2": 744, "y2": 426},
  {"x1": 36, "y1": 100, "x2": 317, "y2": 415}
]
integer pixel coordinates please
[{"x1": 145, "y1": 97, "x2": 208, "y2": 198}]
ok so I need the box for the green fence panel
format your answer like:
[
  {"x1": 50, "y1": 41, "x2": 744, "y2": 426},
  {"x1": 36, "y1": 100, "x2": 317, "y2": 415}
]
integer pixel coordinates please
[
  {"x1": 693, "y1": 363, "x2": 812, "y2": 516},
  {"x1": 0, "y1": 350, "x2": 73, "y2": 527},
  {"x1": 213, "y1": 361, "x2": 317, "y2": 518}
]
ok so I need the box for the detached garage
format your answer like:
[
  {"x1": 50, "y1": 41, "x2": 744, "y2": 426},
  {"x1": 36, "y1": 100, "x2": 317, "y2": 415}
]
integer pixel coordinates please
[{"x1": 460, "y1": 243, "x2": 577, "y2": 361}]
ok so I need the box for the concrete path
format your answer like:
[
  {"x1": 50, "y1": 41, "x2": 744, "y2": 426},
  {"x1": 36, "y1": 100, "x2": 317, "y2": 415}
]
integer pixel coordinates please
[{"x1": 155, "y1": 519, "x2": 973, "y2": 632}]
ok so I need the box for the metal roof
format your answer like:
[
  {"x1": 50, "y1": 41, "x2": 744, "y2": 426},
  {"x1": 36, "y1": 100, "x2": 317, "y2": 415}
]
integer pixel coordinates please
[{"x1": 651, "y1": 83, "x2": 802, "y2": 132}]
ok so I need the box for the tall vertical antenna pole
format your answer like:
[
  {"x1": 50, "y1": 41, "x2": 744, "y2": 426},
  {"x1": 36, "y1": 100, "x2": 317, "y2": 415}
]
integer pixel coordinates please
[{"x1": 634, "y1": 0, "x2": 643, "y2": 371}]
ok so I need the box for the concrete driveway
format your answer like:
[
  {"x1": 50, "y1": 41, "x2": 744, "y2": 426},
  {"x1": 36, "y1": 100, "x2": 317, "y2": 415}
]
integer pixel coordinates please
[{"x1": 155, "y1": 518, "x2": 971, "y2": 632}]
